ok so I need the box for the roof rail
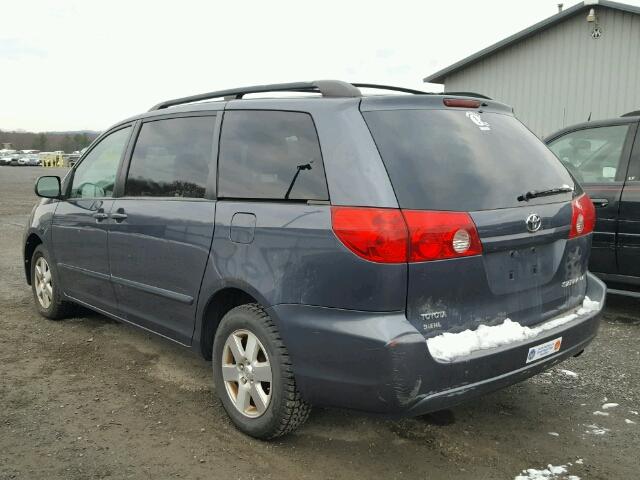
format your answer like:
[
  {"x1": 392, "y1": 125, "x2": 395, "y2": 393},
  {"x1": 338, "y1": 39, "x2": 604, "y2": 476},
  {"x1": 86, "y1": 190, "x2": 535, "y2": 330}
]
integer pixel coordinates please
[
  {"x1": 351, "y1": 83, "x2": 429, "y2": 95},
  {"x1": 621, "y1": 110, "x2": 640, "y2": 117},
  {"x1": 148, "y1": 81, "x2": 492, "y2": 111},
  {"x1": 349, "y1": 84, "x2": 493, "y2": 100},
  {"x1": 443, "y1": 91, "x2": 492, "y2": 100},
  {"x1": 149, "y1": 80, "x2": 361, "y2": 111}
]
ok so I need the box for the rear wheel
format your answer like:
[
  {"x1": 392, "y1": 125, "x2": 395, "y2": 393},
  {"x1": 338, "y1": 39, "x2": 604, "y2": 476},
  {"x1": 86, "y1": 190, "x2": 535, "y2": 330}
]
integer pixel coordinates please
[
  {"x1": 212, "y1": 304, "x2": 310, "y2": 439},
  {"x1": 31, "y1": 245, "x2": 74, "y2": 320}
]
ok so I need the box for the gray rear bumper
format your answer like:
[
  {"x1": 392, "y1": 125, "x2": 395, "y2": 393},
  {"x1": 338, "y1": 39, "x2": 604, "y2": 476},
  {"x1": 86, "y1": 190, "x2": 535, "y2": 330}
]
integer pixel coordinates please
[{"x1": 268, "y1": 272, "x2": 606, "y2": 416}]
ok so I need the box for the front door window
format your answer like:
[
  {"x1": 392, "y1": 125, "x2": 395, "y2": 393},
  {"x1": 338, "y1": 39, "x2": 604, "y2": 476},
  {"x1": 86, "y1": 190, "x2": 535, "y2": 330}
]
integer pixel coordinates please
[{"x1": 70, "y1": 127, "x2": 131, "y2": 198}]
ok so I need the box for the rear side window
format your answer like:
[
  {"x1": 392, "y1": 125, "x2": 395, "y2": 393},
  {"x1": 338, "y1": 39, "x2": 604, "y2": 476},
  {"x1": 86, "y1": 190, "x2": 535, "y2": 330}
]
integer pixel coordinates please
[
  {"x1": 363, "y1": 109, "x2": 576, "y2": 211},
  {"x1": 547, "y1": 125, "x2": 630, "y2": 183},
  {"x1": 126, "y1": 116, "x2": 215, "y2": 198},
  {"x1": 218, "y1": 111, "x2": 328, "y2": 201}
]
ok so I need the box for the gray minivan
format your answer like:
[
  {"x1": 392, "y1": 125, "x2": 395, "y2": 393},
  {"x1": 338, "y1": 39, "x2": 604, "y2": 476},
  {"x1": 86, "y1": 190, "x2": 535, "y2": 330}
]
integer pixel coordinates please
[{"x1": 24, "y1": 81, "x2": 606, "y2": 439}]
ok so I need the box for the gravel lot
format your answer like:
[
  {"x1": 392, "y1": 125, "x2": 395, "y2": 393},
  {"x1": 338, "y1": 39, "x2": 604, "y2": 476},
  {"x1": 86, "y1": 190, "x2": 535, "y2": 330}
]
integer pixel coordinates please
[{"x1": 1, "y1": 166, "x2": 639, "y2": 480}]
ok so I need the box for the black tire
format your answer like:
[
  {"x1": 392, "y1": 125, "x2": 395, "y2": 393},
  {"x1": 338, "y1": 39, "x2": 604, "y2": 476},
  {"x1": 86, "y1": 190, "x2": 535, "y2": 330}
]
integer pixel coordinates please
[
  {"x1": 30, "y1": 245, "x2": 74, "y2": 320},
  {"x1": 212, "y1": 303, "x2": 311, "y2": 439}
]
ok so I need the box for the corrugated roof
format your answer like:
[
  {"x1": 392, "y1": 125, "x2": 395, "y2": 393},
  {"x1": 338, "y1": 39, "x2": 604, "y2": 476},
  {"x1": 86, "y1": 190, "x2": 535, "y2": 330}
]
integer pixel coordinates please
[{"x1": 423, "y1": 0, "x2": 640, "y2": 84}]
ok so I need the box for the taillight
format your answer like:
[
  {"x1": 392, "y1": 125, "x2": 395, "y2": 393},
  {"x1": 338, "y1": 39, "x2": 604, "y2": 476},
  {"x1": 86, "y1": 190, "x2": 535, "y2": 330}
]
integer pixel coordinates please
[
  {"x1": 331, "y1": 207, "x2": 482, "y2": 263},
  {"x1": 402, "y1": 210, "x2": 482, "y2": 261},
  {"x1": 443, "y1": 98, "x2": 481, "y2": 108},
  {"x1": 331, "y1": 207, "x2": 408, "y2": 263},
  {"x1": 569, "y1": 193, "x2": 596, "y2": 238}
]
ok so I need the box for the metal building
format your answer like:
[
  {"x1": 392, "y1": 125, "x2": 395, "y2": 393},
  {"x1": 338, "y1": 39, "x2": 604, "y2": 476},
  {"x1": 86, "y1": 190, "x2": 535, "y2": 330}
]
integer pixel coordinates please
[{"x1": 424, "y1": 0, "x2": 640, "y2": 137}]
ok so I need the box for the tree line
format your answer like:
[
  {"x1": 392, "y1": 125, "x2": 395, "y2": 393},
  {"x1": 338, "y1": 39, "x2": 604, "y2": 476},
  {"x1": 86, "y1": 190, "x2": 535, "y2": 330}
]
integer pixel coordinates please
[{"x1": 0, "y1": 129, "x2": 100, "y2": 153}]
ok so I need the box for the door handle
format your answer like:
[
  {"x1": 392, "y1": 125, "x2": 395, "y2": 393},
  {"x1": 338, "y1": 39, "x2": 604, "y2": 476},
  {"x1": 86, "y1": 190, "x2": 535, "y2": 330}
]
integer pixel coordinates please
[
  {"x1": 110, "y1": 208, "x2": 127, "y2": 222},
  {"x1": 591, "y1": 198, "x2": 609, "y2": 208},
  {"x1": 93, "y1": 210, "x2": 108, "y2": 221}
]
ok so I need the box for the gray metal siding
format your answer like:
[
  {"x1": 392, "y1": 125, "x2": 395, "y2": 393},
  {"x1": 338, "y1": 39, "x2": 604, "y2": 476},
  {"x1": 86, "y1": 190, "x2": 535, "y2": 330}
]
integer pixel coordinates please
[{"x1": 444, "y1": 7, "x2": 640, "y2": 137}]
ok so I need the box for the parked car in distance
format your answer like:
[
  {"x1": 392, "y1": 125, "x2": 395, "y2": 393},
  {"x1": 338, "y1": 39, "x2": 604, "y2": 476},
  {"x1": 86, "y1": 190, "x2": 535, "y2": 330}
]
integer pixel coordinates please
[
  {"x1": 0, "y1": 153, "x2": 21, "y2": 166},
  {"x1": 18, "y1": 155, "x2": 41, "y2": 166},
  {"x1": 24, "y1": 80, "x2": 605, "y2": 439},
  {"x1": 546, "y1": 111, "x2": 640, "y2": 296}
]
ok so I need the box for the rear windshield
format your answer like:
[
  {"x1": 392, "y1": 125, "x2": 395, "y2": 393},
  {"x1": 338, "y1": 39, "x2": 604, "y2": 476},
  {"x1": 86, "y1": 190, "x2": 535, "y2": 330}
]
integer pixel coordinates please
[{"x1": 363, "y1": 109, "x2": 576, "y2": 211}]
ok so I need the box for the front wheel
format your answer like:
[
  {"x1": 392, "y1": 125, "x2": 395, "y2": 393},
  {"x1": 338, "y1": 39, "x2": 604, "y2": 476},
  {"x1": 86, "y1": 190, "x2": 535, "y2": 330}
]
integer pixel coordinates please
[
  {"x1": 212, "y1": 304, "x2": 310, "y2": 439},
  {"x1": 31, "y1": 245, "x2": 74, "y2": 320}
]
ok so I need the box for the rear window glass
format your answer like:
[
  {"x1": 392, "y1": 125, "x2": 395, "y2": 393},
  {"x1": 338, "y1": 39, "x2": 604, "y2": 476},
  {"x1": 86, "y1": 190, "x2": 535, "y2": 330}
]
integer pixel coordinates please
[{"x1": 363, "y1": 109, "x2": 575, "y2": 211}]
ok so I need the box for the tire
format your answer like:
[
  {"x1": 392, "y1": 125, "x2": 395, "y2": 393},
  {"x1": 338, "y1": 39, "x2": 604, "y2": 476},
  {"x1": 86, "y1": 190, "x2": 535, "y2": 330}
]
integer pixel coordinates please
[
  {"x1": 31, "y1": 245, "x2": 74, "y2": 320},
  {"x1": 212, "y1": 303, "x2": 311, "y2": 439}
]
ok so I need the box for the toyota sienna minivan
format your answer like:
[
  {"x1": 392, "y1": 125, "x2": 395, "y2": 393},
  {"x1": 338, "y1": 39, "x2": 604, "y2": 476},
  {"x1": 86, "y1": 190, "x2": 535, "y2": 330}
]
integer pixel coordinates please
[{"x1": 24, "y1": 80, "x2": 606, "y2": 439}]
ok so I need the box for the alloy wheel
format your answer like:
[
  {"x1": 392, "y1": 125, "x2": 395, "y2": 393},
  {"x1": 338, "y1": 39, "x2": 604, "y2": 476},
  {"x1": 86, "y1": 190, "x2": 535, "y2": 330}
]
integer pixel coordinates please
[
  {"x1": 221, "y1": 329, "x2": 273, "y2": 418},
  {"x1": 34, "y1": 256, "x2": 53, "y2": 309}
]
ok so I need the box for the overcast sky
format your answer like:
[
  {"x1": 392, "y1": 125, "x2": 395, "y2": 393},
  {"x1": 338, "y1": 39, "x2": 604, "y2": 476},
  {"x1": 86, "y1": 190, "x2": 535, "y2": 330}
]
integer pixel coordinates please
[{"x1": 1, "y1": 0, "x2": 633, "y2": 132}]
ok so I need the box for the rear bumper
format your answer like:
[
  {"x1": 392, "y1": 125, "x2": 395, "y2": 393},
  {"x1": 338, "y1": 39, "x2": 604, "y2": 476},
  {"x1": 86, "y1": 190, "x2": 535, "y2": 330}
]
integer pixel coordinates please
[{"x1": 268, "y1": 272, "x2": 606, "y2": 415}]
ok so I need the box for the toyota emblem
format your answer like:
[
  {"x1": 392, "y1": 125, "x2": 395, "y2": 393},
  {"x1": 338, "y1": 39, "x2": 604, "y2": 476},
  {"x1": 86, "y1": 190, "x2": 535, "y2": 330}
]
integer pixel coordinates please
[{"x1": 526, "y1": 213, "x2": 542, "y2": 233}]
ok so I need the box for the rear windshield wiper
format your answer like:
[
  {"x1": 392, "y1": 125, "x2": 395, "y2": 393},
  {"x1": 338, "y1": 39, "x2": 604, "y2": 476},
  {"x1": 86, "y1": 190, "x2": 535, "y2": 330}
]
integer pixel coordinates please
[{"x1": 517, "y1": 185, "x2": 573, "y2": 202}]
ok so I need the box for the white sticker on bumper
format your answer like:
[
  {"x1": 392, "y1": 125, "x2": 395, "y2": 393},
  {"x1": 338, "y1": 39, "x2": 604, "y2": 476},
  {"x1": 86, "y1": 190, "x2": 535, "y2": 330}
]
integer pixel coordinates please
[{"x1": 526, "y1": 337, "x2": 562, "y2": 363}]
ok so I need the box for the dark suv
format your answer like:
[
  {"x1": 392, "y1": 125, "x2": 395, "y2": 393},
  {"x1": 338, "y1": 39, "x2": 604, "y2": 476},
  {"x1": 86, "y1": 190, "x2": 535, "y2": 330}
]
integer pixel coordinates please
[
  {"x1": 25, "y1": 81, "x2": 606, "y2": 439},
  {"x1": 546, "y1": 112, "x2": 640, "y2": 296}
]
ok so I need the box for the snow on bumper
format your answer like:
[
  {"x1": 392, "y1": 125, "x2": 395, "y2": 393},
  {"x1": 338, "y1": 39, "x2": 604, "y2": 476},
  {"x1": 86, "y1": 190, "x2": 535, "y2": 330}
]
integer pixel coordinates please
[{"x1": 427, "y1": 296, "x2": 601, "y2": 362}]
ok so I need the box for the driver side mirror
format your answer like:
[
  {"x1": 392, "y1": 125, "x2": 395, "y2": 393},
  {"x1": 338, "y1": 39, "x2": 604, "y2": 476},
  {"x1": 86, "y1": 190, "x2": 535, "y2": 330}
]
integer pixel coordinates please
[{"x1": 35, "y1": 176, "x2": 62, "y2": 199}]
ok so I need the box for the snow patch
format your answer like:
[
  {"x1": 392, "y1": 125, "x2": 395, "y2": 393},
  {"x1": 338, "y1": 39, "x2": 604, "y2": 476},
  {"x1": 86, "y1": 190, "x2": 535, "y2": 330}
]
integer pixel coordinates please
[
  {"x1": 630, "y1": 410, "x2": 638, "y2": 415},
  {"x1": 427, "y1": 297, "x2": 600, "y2": 362},
  {"x1": 548, "y1": 432, "x2": 560, "y2": 436},
  {"x1": 625, "y1": 419, "x2": 636, "y2": 425},
  {"x1": 592, "y1": 411, "x2": 609, "y2": 416},
  {"x1": 514, "y1": 464, "x2": 579, "y2": 480},
  {"x1": 559, "y1": 369, "x2": 578, "y2": 377},
  {"x1": 575, "y1": 459, "x2": 584, "y2": 465},
  {"x1": 601, "y1": 403, "x2": 619, "y2": 410},
  {"x1": 585, "y1": 424, "x2": 609, "y2": 435}
]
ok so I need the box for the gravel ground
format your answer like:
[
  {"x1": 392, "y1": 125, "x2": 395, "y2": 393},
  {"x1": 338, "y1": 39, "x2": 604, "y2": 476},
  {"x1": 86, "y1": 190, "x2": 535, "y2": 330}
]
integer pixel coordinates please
[{"x1": 1, "y1": 166, "x2": 639, "y2": 480}]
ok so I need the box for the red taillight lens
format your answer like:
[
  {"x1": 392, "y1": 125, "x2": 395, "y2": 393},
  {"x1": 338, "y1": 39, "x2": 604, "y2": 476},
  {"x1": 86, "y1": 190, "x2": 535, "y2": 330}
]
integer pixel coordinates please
[
  {"x1": 331, "y1": 207, "x2": 408, "y2": 263},
  {"x1": 443, "y1": 98, "x2": 481, "y2": 108},
  {"x1": 402, "y1": 210, "x2": 482, "y2": 261},
  {"x1": 569, "y1": 193, "x2": 596, "y2": 238},
  {"x1": 331, "y1": 207, "x2": 483, "y2": 263}
]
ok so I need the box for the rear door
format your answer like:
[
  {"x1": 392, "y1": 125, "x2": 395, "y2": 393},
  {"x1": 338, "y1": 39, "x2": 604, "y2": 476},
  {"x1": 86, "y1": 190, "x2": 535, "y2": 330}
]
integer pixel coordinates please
[
  {"x1": 213, "y1": 109, "x2": 345, "y2": 306},
  {"x1": 362, "y1": 103, "x2": 588, "y2": 338},
  {"x1": 52, "y1": 125, "x2": 132, "y2": 313},
  {"x1": 618, "y1": 122, "x2": 640, "y2": 277},
  {"x1": 108, "y1": 114, "x2": 218, "y2": 344},
  {"x1": 547, "y1": 123, "x2": 636, "y2": 274}
]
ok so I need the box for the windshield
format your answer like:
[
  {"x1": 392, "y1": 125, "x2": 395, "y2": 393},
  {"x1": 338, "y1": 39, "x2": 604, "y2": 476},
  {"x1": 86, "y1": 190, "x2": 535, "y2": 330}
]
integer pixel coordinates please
[{"x1": 363, "y1": 109, "x2": 576, "y2": 211}]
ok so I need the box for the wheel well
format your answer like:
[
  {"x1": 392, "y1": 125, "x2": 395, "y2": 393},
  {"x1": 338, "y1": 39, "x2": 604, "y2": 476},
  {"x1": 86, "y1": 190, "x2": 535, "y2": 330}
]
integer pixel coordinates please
[
  {"x1": 200, "y1": 288, "x2": 257, "y2": 360},
  {"x1": 24, "y1": 234, "x2": 43, "y2": 285}
]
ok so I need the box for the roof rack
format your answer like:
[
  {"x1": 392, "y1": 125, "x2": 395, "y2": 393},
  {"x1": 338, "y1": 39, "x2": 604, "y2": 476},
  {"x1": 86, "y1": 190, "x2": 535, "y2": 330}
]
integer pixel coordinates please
[
  {"x1": 351, "y1": 83, "x2": 429, "y2": 95},
  {"x1": 148, "y1": 81, "x2": 492, "y2": 111},
  {"x1": 353, "y1": 84, "x2": 492, "y2": 100},
  {"x1": 149, "y1": 80, "x2": 361, "y2": 111},
  {"x1": 443, "y1": 91, "x2": 492, "y2": 100},
  {"x1": 621, "y1": 110, "x2": 640, "y2": 117}
]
